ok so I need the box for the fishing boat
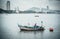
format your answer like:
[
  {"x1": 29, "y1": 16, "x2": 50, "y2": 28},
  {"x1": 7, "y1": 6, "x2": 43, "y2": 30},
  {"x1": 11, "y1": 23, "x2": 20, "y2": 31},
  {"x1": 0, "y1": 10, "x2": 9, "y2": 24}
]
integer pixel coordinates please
[{"x1": 18, "y1": 21, "x2": 45, "y2": 31}]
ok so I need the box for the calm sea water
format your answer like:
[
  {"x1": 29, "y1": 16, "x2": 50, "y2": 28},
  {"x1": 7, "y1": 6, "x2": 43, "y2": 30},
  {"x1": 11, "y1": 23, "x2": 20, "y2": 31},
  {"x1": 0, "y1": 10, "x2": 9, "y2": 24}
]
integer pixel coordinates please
[{"x1": 0, "y1": 13, "x2": 60, "y2": 39}]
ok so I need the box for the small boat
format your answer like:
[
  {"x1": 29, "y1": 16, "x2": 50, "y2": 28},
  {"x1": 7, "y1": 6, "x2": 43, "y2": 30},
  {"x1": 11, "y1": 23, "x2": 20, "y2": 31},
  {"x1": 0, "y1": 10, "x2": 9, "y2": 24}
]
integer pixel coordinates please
[
  {"x1": 18, "y1": 21, "x2": 45, "y2": 31},
  {"x1": 18, "y1": 25, "x2": 44, "y2": 31}
]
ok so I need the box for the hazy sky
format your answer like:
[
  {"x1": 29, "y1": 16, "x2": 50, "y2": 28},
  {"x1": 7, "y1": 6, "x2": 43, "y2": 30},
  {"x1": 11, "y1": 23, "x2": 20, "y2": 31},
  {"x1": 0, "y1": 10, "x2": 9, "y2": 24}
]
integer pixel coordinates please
[{"x1": 0, "y1": 0, "x2": 60, "y2": 10}]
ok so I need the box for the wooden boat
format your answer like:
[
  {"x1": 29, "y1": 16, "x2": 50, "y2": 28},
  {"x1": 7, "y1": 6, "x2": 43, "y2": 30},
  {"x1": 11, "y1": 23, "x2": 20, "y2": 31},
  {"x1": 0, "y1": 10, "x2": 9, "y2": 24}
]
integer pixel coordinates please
[
  {"x1": 18, "y1": 21, "x2": 45, "y2": 31},
  {"x1": 18, "y1": 25, "x2": 44, "y2": 31}
]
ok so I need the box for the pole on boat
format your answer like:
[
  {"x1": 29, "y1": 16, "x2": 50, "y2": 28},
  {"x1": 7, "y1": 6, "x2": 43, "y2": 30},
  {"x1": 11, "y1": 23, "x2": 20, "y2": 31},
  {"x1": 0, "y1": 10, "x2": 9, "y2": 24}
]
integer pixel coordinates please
[
  {"x1": 28, "y1": 23, "x2": 30, "y2": 26},
  {"x1": 41, "y1": 21, "x2": 43, "y2": 27}
]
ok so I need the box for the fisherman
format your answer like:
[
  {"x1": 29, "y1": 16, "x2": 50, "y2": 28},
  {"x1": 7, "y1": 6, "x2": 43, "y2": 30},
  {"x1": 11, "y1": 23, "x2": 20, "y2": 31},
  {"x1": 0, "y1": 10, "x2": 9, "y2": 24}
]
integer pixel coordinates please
[{"x1": 34, "y1": 23, "x2": 37, "y2": 30}]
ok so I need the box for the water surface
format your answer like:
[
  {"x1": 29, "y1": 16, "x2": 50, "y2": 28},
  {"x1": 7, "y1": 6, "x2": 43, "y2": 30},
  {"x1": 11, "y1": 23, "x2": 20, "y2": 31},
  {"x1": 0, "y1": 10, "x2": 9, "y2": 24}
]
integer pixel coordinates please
[{"x1": 0, "y1": 14, "x2": 60, "y2": 39}]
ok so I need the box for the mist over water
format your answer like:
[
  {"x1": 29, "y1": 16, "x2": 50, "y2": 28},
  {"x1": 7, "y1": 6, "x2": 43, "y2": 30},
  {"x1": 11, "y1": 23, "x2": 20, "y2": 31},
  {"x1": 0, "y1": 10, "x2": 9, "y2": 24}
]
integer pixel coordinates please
[{"x1": 0, "y1": 13, "x2": 60, "y2": 39}]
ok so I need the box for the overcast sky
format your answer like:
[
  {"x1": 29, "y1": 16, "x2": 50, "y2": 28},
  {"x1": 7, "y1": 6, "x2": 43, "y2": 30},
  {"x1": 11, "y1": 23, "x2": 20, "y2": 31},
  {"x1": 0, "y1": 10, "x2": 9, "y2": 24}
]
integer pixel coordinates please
[{"x1": 0, "y1": 0, "x2": 60, "y2": 10}]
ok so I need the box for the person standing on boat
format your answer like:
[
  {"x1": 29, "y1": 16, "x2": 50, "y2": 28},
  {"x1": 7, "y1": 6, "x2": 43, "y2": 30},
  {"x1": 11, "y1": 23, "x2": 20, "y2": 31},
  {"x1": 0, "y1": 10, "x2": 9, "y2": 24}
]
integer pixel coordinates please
[{"x1": 34, "y1": 23, "x2": 37, "y2": 30}]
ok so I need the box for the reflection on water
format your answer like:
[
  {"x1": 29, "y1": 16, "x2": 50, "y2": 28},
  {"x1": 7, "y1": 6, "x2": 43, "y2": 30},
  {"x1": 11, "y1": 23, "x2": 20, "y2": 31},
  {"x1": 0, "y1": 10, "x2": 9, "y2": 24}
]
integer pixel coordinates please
[{"x1": 0, "y1": 14, "x2": 60, "y2": 39}]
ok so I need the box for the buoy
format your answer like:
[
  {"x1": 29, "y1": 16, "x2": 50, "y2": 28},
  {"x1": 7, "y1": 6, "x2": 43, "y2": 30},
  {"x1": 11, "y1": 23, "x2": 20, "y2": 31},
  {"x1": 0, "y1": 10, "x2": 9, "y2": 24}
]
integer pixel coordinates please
[{"x1": 49, "y1": 28, "x2": 54, "y2": 32}]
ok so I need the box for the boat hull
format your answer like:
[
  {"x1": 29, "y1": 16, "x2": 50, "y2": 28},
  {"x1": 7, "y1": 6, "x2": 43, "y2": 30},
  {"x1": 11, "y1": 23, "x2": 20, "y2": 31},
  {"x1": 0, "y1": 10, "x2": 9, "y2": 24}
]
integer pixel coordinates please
[
  {"x1": 20, "y1": 29, "x2": 44, "y2": 31},
  {"x1": 19, "y1": 26, "x2": 44, "y2": 31}
]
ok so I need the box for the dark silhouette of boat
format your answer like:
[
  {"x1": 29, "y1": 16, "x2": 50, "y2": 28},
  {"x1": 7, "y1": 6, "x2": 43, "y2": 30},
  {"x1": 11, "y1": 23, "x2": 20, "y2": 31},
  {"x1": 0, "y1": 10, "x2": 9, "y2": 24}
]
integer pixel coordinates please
[{"x1": 18, "y1": 21, "x2": 45, "y2": 31}]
